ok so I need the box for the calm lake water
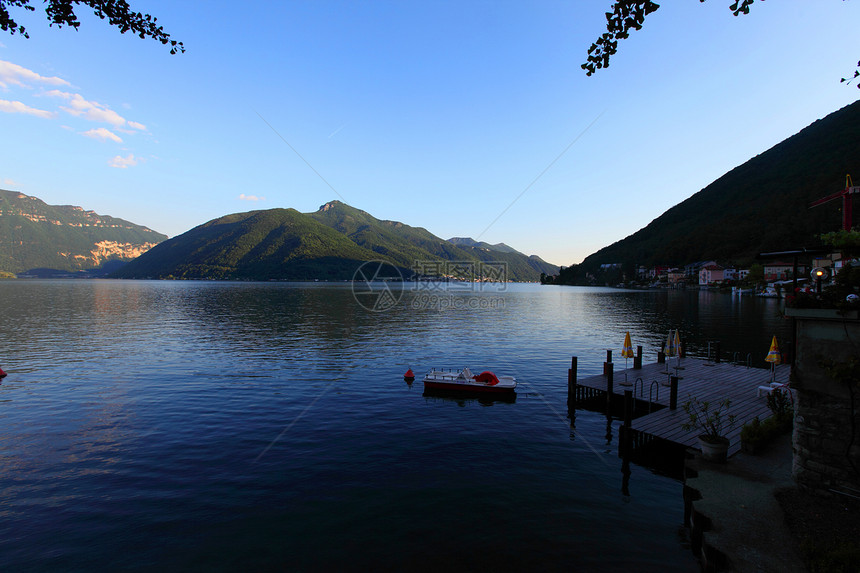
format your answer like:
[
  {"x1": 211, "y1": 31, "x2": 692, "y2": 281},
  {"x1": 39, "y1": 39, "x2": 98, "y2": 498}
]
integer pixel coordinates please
[{"x1": 0, "y1": 280, "x2": 790, "y2": 571}]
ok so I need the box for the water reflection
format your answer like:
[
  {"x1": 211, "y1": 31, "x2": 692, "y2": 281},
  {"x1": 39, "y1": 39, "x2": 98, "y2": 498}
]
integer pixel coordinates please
[
  {"x1": 0, "y1": 280, "x2": 788, "y2": 572},
  {"x1": 421, "y1": 389, "x2": 518, "y2": 405}
]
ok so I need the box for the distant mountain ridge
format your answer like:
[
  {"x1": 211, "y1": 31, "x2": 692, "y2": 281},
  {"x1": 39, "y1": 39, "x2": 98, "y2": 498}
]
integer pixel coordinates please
[
  {"x1": 0, "y1": 189, "x2": 166, "y2": 274},
  {"x1": 113, "y1": 201, "x2": 558, "y2": 281},
  {"x1": 447, "y1": 237, "x2": 518, "y2": 254},
  {"x1": 556, "y1": 99, "x2": 860, "y2": 283}
]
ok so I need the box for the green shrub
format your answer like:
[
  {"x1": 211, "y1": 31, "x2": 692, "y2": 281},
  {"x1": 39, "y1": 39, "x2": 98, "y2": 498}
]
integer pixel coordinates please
[
  {"x1": 767, "y1": 387, "x2": 793, "y2": 423},
  {"x1": 740, "y1": 413, "x2": 793, "y2": 453}
]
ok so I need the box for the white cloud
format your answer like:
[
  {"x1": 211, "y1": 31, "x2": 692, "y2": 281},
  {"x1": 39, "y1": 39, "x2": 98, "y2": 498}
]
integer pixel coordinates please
[
  {"x1": 44, "y1": 89, "x2": 72, "y2": 98},
  {"x1": 0, "y1": 60, "x2": 69, "y2": 89},
  {"x1": 0, "y1": 98, "x2": 54, "y2": 118},
  {"x1": 109, "y1": 154, "x2": 139, "y2": 169},
  {"x1": 61, "y1": 93, "x2": 126, "y2": 126},
  {"x1": 46, "y1": 90, "x2": 146, "y2": 131},
  {"x1": 238, "y1": 194, "x2": 266, "y2": 201},
  {"x1": 82, "y1": 127, "x2": 123, "y2": 143},
  {"x1": 1, "y1": 61, "x2": 151, "y2": 153},
  {"x1": 2, "y1": 178, "x2": 19, "y2": 187}
]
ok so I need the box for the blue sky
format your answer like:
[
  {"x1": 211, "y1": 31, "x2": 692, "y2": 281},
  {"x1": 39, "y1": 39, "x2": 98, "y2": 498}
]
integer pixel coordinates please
[{"x1": 1, "y1": 1, "x2": 858, "y2": 267}]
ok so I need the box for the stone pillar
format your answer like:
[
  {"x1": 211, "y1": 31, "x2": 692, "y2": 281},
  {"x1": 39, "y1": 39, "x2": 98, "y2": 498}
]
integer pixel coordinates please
[{"x1": 787, "y1": 308, "x2": 860, "y2": 496}]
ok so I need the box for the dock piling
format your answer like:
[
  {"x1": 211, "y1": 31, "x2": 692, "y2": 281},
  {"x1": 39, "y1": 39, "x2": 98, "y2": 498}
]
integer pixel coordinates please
[
  {"x1": 634, "y1": 345, "x2": 643, "y2": 369},
  {"x1": 606, "y1": 364, "x2": 614, "y2": 409},
  {"x1": 621, "y1": 389, "x2": 634, "y2": 462},
  {"x1": 623, "y1": 389, "x2": 633, "y2": 428},
  {"x1": 568, "y1": 356, "x2": 578, "y2": 408},
  {"x1": 670, "y1": 375, "x2": 679, "y2": 410}
]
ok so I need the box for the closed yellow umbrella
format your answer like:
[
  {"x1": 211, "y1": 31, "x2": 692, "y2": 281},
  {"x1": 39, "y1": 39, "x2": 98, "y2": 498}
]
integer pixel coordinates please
[
  {"x1": 621, "y1": 331, "x2": 634, "y2": 385},
  {"x1": 766, "y1": 335, "x2": 781, "y2": 383},
  {"x1": 666, "y1": 330, "x2": 677, "y2": 358},
  {"x1": 765, "y1": 336, "x2": 781, "y2": 364},
  {"x1": 622, "y1": 332, "x2": 634, "y2": 359}
]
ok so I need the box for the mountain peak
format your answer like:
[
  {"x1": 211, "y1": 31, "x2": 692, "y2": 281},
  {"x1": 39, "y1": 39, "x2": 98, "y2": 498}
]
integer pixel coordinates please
[
  {"x1": 447, "y1": 237, "x2": 519, "y2": 254},
  {"x1": 319, "y1": 200, "x2": 345, "y2": 212}
]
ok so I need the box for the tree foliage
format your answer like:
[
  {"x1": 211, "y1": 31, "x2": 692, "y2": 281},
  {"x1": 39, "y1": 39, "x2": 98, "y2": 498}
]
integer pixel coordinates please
[
  {"x1": 821, "y1": 229, "x2": 860, "y2": 257},
  {"x1": 0, "y1": 0, "x2": 184, "y2": 53},
  {"x1": 584, "y1": 1, "x2": 858, "y2": 87}
]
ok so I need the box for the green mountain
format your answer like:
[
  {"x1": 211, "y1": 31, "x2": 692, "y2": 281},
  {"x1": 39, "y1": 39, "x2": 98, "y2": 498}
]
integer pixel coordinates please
[
  {"x1": 307, "y1": 200, "x2": 468, "y2": 270},
  {"x1": 309, "y1": 201, "x2": 559, "y2": 279},
  {"x1": 111, "y1": 208, "x2": 381, "y2": 280},
  {"x1": 114, "y1": 202, "x2": 559, "y2": 281},
  {"x1": 556, "y1": 100, "x2": 860, "y2": 283},
  {"x1": 0, "y1": 189, "x2": 166, "y2": 274},
  {"x1": 447, "y1": 237, "x2": 518, "y2": 254}
]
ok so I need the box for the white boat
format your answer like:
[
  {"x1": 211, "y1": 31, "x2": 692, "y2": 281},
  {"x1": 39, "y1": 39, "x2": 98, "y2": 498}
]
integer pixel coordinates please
[
  {"x1": 757, "y1": 285, "x2": 780, "y2": 298},
  {"x1": 423, "y1": 367, "x2": 517, "y2": 394},
  {"x1": 732, "y1": 286, "x2": 753, "y2": 295}
]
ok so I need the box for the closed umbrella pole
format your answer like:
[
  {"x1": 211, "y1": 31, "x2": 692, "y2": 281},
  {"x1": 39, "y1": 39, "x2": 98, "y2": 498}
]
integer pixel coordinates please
[
  {"x1": 765, "y1": 335, "x2": 781, "y2": 383},
  {"x1": 666, "y1": 330, "x2": 676, "y2": 358},
  {"x1": 622, "y1": 332, "x2": 634, "y2": 365},
  {"x1": 622, "y1": 331, "x2": 634, "y2": 383}
]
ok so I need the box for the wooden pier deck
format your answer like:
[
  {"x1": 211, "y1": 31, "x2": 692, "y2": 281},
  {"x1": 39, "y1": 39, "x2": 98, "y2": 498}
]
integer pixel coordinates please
[{"x1": 573, "y1": 358, "x2": 791, "y2": 457}]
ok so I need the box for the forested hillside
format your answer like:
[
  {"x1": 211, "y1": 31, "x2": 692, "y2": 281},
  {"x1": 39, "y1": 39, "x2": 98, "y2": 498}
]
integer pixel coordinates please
[
  {"x1": 0, "y1": 190, "x2": 166, "y2": 274},
  {"x1": 555, "y1": 100, "x2": 860, "y2": 284}
]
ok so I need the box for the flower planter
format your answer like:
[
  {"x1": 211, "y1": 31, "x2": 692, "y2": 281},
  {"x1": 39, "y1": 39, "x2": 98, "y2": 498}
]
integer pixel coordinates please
[
  {"x1": 784, "y1": 307, "x2": 859, "y2": 320},
  {"x1": 698, "y1": 435, "x2": 729, "y2": 463}
]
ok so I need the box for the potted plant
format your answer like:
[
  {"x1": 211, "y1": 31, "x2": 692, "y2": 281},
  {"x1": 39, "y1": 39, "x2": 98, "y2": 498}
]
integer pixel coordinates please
[{"x1": 681, "y1": 396, "x2": 736, "y2": 463}]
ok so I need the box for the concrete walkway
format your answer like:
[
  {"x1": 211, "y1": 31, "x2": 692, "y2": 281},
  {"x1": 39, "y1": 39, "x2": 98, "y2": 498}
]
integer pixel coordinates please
[{"x1": 684, "y1": 433, "x2": 806, "y2": 572}]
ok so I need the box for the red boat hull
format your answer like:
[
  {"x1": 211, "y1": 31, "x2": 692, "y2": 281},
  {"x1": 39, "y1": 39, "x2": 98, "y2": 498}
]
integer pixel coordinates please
[{"x1": 423, "y1": 380, "x2": 516, "y2": 394}]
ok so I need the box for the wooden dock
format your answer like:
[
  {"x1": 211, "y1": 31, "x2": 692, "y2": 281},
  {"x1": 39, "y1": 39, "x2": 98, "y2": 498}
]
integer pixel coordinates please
[{"x1": 572, "y1": 357, "x2": 791, "y2": 457}]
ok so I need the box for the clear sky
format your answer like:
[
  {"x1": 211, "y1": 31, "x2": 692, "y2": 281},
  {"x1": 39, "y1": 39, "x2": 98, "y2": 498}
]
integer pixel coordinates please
[{"x1": 1, "y1": 1, "x2": 858, "y2": 267}]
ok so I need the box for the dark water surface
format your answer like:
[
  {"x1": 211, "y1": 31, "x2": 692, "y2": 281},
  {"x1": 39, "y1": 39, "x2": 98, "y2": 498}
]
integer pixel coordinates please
[{"x1": 0, "y1": 281, "x2": 790, "y2": 571}]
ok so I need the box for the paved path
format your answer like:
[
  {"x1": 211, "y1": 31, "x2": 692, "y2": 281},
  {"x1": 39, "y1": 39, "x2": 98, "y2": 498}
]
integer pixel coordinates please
[{"x1": 685, "y1": 433, "x2": 805, "y2": 572}]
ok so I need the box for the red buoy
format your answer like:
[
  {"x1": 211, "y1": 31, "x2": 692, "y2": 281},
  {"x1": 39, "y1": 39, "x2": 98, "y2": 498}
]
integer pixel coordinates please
[
  {"x1": 404, "y1": 368, "x2": 415, "y2": 382},
  {"x1": 0, "y1": 367, "x2": 6, "y2": 379}
]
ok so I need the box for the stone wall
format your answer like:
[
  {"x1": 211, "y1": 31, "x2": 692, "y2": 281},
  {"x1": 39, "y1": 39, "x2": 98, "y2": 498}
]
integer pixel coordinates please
[{"x1": 787, "y1": 309, "x2": 860, "y2": 496}]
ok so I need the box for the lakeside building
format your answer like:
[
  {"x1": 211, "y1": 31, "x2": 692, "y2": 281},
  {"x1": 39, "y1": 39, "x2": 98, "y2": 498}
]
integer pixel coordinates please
[
  {"x1": 763, "y1": 261, "x2": 808, "y2": 281},
  {"x1": 685, "y1": 261, "x2": 716, "y2": 283},
  {"x1": 667, "y1": 269, "x2": 686, "y2": 284},
  {"x1": 698, "y1": 264, "x2": 725, "y2": 286}
]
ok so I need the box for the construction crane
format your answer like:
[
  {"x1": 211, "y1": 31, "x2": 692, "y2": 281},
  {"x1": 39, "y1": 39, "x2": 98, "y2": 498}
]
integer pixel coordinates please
[{"x1": 809, "y1": 174, "x2": 860, "y2": 231}]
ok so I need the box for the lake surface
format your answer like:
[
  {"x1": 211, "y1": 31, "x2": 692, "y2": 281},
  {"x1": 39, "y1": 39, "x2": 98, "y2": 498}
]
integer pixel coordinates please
[{"x1": 0, "y1": 280, "x2": 790, "y2": 571}]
